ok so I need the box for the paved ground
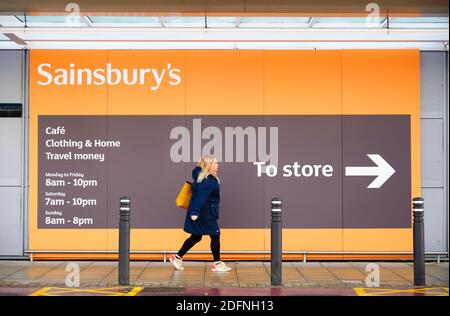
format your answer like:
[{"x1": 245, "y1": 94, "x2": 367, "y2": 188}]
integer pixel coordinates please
[{"x1": 0, "y1": 261, "x2": 448, "y2": 296}]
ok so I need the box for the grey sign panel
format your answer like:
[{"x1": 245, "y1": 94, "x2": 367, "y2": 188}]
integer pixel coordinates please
[
  {"x1": 343, "y1": 115, "x2": 411, "y2": 228},
  {"x1": 38, "y1": 115, "x2": 411, "y2": 229},
  {"x1": 38, "y1": 116, "x2": 108, "y2": 228},
  {"x1": 263, "y1": 115, "x2": 343, "y2": 229},
  {"x1": 107, "y1": 115, "x2": 187, "y2": 229},
  {"x1": 181, "y1": 115, "x2": 266, "y2": 230}
]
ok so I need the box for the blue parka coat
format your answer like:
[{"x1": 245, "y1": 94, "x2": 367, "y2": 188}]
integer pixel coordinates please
[{"x1": 184, "y1": 166, "x2": 221, "y2": 236}]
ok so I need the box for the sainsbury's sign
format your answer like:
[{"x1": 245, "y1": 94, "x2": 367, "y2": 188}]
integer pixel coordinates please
[{"x1": 36, "y1": 62, "x2": 182, "y2": 91}]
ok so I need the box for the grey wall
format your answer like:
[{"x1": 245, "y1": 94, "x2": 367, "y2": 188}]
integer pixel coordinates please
[
  {"x1": 420, "y1": 51, "x2": 449, "y2": 254},
  {"x1": 0, "y1": 50, "x2": 24, "y2": 256}
]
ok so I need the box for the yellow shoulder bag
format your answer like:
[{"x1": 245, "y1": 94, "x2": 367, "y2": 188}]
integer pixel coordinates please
[{"x1": 175, "y1": 181, "x2": 192, "y2": 209}]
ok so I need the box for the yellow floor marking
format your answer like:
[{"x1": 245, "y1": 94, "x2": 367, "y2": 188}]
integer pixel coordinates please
[
  {"x1": 30, "y1": 287, "x2": 51, "y2": 296},
  {"x1": 126, "y1": 287, "x2": 144, "y2": 296},
  {"x1": 353, "y1": 288, "x2": 368, "y2": 296},
  {"x1": 354, "y1": 287, "x2": 449, "y2": 296},
  {"x1": 34, "y1": 287, "x2": 118, "y2": 295},
  {"x1": 30, "y1": 286, "x2": 144, "y2": 296},
  {"x1": 47, "y1": 286, "x2": 138, "y2": 295},
  {"x1": 358, "y1": 287, "x2": 449, "y2": 296},
  {"x1": 48, "y1": 289, "x2": 127, "y2": 296}
]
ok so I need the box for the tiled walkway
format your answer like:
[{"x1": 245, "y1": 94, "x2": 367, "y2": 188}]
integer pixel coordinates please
[{"x1": 0, "y1": 261, "x2": 447, "y2": 289}]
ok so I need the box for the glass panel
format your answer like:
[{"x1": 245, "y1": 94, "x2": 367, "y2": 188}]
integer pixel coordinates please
[
  {"x1": 389, "y1": 17, "x2": 449, "y2": 23},
  {"x1": 206, "y1": 16, "x2": 236, "y2": 27},
  {"x1": 314, "y1": 17, "x2": 368, "y2": 23},
  {"x1": 15, "y1": 15, "x2": 69, "y2": 23},
  {"x1": 240, "y1": 17, "x2": 309, "y2": 23},
  {"x1": 88, "y1": 16, "x2": 160, "y2": 24},
  {"x1": 164, "y1": 16, "x2": 205, "y2": 27},
  {"x1": 15, "y1": 15, "x2": 87, "y2": 26}
]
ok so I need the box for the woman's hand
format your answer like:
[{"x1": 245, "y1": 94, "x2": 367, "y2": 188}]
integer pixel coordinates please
[{"x1": 191, "y1": 215, "x2": 198, "y2": 221}]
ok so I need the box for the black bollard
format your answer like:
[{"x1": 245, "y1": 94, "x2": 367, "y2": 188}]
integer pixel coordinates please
[
  {"x1": 119, "y1": 196, "x2": 131, "y2": 285},
  {"x1": 413, "y1": 197, "x2": 425, "y2": 286},
  {"x1": 271, "y1": 197, "x2": 282, "y2": 286}
]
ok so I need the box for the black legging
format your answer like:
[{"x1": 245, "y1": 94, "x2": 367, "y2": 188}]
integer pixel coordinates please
[{"x1": 177, "y1": 234, "x2": 221, "y2": 262}]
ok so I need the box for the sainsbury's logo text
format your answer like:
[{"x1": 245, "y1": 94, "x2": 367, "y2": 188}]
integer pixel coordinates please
[{"x1": 37, "y1": 63, "x2": 182, "y2": 91}]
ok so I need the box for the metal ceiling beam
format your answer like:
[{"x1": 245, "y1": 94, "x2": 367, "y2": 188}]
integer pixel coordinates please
[
  {"x1": 2, "y1": 32, "x2": 27, "y2": 44},
  {"x1": 158, "y1": 16, "x2": 165, "y2": 28},
  {"x1": 1, "y1": 41, "x2": 446, "y2": 51},
  {"x1": 2, "y1": 26, "x2": 447, "y2": 42}
]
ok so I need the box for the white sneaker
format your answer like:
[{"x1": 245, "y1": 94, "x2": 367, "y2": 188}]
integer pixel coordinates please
[
  {"x1": 170, "y1": 255, "x2": 185, "y2": 271},
  {"x1": 212, "y1": 261, "x2": 231, "y2": 272}
]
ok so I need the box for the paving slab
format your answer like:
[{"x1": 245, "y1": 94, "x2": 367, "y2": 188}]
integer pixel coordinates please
[{"x1": 0, "y1": 260, "x2": 448, "y2": 289}]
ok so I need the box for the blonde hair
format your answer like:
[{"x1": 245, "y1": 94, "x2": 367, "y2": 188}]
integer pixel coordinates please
[{"x1": 197, "y1": 155, "x2": 220, "y2": 184}]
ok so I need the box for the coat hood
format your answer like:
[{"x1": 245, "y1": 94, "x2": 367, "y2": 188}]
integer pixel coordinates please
[{"x1": 192, "y1": 166, "x2": 202, "y2": 181}]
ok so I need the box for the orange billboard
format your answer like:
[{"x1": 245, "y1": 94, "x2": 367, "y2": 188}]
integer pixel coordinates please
[{"x1": 29, "y1": 49, "x2": 420, "y2": 260}]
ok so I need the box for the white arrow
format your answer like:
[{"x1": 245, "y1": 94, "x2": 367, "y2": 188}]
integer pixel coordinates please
[{"x1": 345, "y1": 154, "x2": 396, "y2": 189}]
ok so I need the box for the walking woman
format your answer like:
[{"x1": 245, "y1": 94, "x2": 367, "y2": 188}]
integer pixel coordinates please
[{"x1": 170, "y1": 155, "x2": 231, "y2": 272}]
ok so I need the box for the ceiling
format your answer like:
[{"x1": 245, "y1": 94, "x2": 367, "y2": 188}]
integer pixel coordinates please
[
  {"x1": 0, "y1": 0, "x2": 448, "y2": 15},
  {"x1": 0, "y1": 3, "x2": 448, "y2": 50}
]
